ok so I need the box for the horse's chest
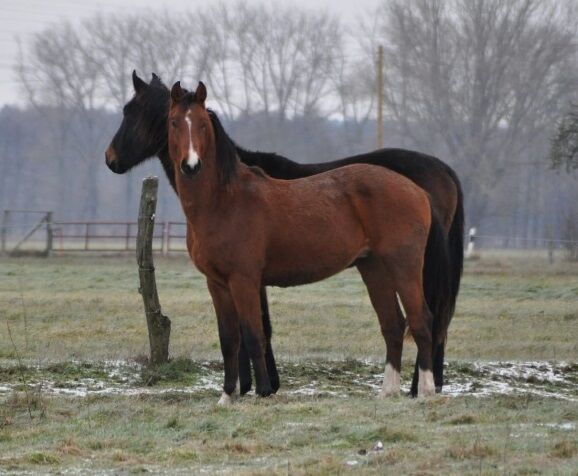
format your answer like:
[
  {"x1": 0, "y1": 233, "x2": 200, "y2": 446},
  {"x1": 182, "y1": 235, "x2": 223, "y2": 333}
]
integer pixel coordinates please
[{"x1": 187, "y1": 232, "x2": 250, "y2": 281}]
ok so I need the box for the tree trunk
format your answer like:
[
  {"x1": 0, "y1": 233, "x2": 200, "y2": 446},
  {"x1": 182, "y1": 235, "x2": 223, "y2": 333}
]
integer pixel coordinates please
[{"x1": 137, "y1": 176, "x2": 171, "y2": 364}]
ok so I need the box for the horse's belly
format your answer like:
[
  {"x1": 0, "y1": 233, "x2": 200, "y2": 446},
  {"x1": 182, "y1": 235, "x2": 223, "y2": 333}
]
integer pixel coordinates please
[
  {"x1": 263, "y1": 264, "x2": 346, "y2": 287},
  {"x1": 262, "y1": 244, "x2": 366, "y2": 287}
]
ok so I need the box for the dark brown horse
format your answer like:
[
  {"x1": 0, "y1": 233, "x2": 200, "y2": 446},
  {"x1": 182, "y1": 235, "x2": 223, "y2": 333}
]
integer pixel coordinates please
[
  {"x1": 105, "y1": 72, "x2": 463, "y2": 396},
  {"x1": 168, "y1": 81, "x2": 450, "y2": 403}
]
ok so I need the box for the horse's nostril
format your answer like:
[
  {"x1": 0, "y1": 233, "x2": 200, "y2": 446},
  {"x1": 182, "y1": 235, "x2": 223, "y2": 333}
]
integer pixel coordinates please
[
  {"x1": 180, "y1": 159, "x2": 192, "y2": 175},
  {"x1": 105, "y1": 145, "x2": 117, "y2": 165},
  {"x1": 180, "y1": 159, "x2": 201, "y2": 177}
]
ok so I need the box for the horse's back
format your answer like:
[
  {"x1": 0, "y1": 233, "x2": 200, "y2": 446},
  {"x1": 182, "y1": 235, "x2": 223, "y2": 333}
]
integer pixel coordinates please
[
  {"x1": 326, "y1": 163, "x2": 430, "y2": 217},
  {"x1": 325, "y1": 149, "x2": 457, "y2": 230},
  {"x1": 267, "y1": 163, "x2": 431, "y2": 252}
]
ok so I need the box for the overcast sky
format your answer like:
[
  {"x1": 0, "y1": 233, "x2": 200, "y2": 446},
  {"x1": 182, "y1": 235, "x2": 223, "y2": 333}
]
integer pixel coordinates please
[{"x1": 0, "y1": 0, "x2": 379, "y2": 108}]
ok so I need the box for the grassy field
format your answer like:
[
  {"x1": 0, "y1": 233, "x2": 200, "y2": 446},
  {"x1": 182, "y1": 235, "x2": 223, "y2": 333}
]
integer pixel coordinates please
[{"x1": 0, "y1": 252, "x2": 577, "y2": 474}]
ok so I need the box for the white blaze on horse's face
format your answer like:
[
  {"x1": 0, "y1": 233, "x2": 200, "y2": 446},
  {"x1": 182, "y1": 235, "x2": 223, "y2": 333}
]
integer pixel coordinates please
[{"x1": 184, "y1": 110, "x2": 199, "y2": 168}]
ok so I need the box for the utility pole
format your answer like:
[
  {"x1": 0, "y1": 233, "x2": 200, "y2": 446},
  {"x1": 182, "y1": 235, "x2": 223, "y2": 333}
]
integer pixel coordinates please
[{"x1": 376, "y1": 44, "x2": 384, "y2": 149}]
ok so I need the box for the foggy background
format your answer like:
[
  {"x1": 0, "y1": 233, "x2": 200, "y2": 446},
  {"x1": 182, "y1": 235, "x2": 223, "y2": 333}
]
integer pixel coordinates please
[{"x1": 1, "y1": 0, "x2": 577, "y2": 249}]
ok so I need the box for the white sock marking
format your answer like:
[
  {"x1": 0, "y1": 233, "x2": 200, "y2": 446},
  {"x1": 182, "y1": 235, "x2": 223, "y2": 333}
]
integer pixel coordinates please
[
  {"x1": 418, "y1": 368, "x2": 435, "y2": 397},
  {"x1": 380, "y1": 362, "x2": 400, "y2": 397},
  {"x1": 217, "y1": 392, "x2": 234, "y2": 406},
  {"x1": 184, "y1": 113, "x2": 199, "y2": 168}
]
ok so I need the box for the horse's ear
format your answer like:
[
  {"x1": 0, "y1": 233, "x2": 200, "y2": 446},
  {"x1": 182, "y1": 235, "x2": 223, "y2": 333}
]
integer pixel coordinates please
[
  {"x1": 151, "y1": 72, "x2": 162, "y2": 84},
  {"x1": 132, "y1": 70, "x2": 146, "y2": 94},
  {"x1": 195, "y1": 81, "x2": 207, "y2": 105},
  {"x1": 171, "y1": 81, "x2": 185, "y2": 104}
]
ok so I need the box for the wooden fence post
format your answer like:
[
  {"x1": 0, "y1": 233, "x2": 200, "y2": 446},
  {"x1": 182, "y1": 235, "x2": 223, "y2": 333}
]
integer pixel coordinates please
[
  {"x1": 137, "y1": 177, "x2": 171, "y2": 365},
  {"x1": 45, "y1": 212, "x2": 53, "y2": 257},
  {"x1": 1, "y1": 210, "x2": 8, "y2": 255}
]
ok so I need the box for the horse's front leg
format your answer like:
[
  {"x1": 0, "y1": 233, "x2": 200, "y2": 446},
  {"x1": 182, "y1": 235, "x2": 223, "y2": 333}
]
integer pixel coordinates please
[
  {"x1": 229, "y1": 276, "x2": 273, "y2": 397},
  {"x1": 207, "y1": 279, "x2": 241, "y2": 405},
  {"x1": 260, "y1": 287, "x2": 280, "y2": 393}
]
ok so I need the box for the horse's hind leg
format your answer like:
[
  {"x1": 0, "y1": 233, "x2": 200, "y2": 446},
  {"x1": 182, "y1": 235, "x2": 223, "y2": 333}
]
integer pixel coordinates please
[
  {"x1": 433, "y1": 341, "x2": 445, "y2": 392},
  {"x1": 238, "y1": 288, "x2": 280, "y2": 395},
  {"x1": 410, "y1": 326, "x2": 445, "y2": 397},
  {"x1": 357, "y1": 259, "x2": 406, "y2": 397},
  {"x1": 229, "y1": 276, "x2": 273, "y2": 397},
  {"x1": 395, "y1": 279, "x2": 435, "y2": 397},
  {"x1": 207, "y1": 279, "x2": 241, "y2": 405},
  {"x1": 238, "y1": 335, "x2": 252, "y2": 395}
]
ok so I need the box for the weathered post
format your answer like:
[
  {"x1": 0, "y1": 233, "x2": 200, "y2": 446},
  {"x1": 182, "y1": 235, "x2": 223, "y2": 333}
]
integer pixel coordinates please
[
  {"x1": 45, "y1": 212, "x2": 53, "y2": 257},
  {"x1": 137, "y1": 177, "x2": 171, "y2": 364},
  {"x1": 1, "y1": 210, "x2": 9, "y2": 255}
]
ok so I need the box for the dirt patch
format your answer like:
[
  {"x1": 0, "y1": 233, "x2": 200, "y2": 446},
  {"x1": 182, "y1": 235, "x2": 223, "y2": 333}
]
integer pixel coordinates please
[{"x1": 0, "y1": 359, "x2": 576, "y2": 401}]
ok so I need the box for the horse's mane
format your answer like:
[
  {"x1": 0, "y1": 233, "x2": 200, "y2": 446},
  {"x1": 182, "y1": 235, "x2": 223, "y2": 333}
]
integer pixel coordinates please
[
  {"x1": 139, "y1": 76, "x2": 171, "y2": 152},
  {"x1": 207, "y1": 108, "x2": 239, "y2": 186}
]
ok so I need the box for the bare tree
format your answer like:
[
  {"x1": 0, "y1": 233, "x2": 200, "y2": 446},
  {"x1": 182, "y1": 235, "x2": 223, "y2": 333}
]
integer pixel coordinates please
[
  {"x1": 550, "y1": 105, "x2": 578, "y2": 172},
  {"x1": 204, "y1": 2, "x2": 344, "y2": 121},
  {"x1": 373, "y1": 0, "x2": 578, "y2": 225},
  {"x1": 330, "y1": 16, "x2": 380, "y2": 153},
  {"x1": 16, "y1": 11, "x2": 218, "y2": 217},
  {"x1": 16, "y1": 22, "x2": 106, "y2": 218}
]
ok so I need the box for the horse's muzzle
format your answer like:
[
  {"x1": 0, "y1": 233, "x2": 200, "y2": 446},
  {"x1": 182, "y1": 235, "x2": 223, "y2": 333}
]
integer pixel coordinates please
[
  {"x1": 105, "y1": 146, "x2": 123, "y2": 174},
  {"x1": 180, "y1": 159, "x2": 201, "y2": 177}
]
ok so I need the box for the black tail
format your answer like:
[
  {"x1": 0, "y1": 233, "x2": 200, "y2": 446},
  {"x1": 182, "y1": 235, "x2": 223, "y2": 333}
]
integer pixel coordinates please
[
  {"x1": 424, "y1": 209, "x2": 453, "y2": 348},
  {"x1": 446, "y1": 167, "x2": 465, "y2": 322},
  {"x1": 410, "y1": 207, "x2": 452, "y2": 397}
]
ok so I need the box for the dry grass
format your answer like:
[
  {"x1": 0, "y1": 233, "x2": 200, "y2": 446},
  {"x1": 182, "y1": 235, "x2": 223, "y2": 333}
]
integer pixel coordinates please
[
  {"x1": 0, "y1": 252, "x2": 577, "y2": 474},
  {"x1": 1, "y1": 252, "x2": 577, "y2": 362}
]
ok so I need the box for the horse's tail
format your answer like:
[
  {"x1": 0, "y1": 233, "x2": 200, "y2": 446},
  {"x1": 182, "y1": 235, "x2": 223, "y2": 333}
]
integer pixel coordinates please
[
  {"x1": 446, "y1": 167, "x2": 465, "y2": 323},
  {"x1": 423, "y1": 208, "x2": 453, "y2": 348},
  {"x1": 410, "y1": 205, "x2": 453, "y2": 396}
]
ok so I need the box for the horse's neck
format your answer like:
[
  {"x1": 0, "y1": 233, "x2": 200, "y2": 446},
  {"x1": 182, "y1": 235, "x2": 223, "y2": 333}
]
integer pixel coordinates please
[{"x1": 176, "y1": 152, "x2": 234, "y2": 221}]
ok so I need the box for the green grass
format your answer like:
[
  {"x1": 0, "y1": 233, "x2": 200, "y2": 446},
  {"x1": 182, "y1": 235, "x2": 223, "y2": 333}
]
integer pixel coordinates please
[{"x1": 0, "y1": 252, "x2": 577, "y2": 473}]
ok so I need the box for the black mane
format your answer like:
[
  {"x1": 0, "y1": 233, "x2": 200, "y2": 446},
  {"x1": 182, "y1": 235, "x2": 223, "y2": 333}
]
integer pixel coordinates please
[{"x1": 139, "y1": 80, "x2": 170, "y2": 151}]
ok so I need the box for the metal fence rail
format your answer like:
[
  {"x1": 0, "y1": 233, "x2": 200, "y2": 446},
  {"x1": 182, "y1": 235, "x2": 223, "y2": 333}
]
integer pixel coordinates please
[
  {"x1": 3, "y1": 211, "x2": 578, "y2": 258},
  {"x1": 51, "y1": 221, "x2": 189, "y2": 254},
  {"x1": 1, "y1": 216, "x2": 190, "y2": 255}
]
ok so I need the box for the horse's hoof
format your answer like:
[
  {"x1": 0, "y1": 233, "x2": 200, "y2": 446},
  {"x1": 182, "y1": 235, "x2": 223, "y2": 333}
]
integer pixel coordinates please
[
  {"x1": 270, "y1": 377, "x2": 280, "y2": 393},
  {"x1": 239, "y1": 382, "x2": 252, "y2": 395},
  {"x1": 378, "y1": 389, "x2": 400, "y2": 399},
  {"x1": 435, "y1": 385, "x2": 443, "y2": 394},
  {"x1": 418, "y1": 387, "x2": 436, "y2": 398},
  {"x1": 257, "y1": 386, "x2": 273, "y2": 397},
  {"x1": 217, "y1": 392, "x2": 235, "y2": 406},
  {"x1": 418, "y1": 369, "x2": 435, "y2": 398}
]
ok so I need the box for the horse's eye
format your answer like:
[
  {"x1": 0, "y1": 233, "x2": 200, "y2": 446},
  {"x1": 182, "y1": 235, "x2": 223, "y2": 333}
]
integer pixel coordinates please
[
  {"x1": 200, "y1": 123, "x2": 207, "y2": 131},
  {"x1": 171, "y1": 119, "x2": 178, "y2": 128}
]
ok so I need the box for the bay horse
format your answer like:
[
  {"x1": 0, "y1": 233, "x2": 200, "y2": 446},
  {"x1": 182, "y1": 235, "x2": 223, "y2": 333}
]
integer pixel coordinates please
[
  {"x1": 105, "y1": 71, "x2": 464, "y2": 397},
  {"x1": 168, "y1": 81, "x2": 449, "y2": 403}
]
